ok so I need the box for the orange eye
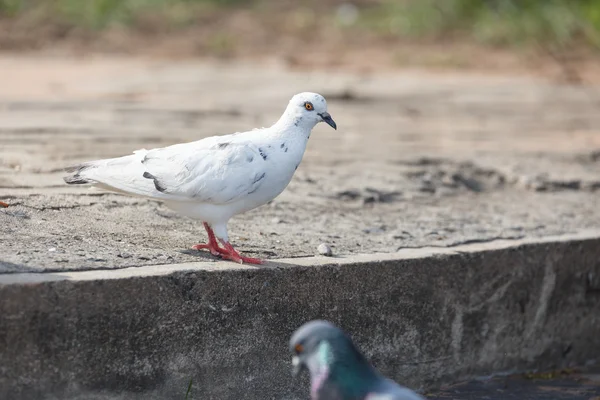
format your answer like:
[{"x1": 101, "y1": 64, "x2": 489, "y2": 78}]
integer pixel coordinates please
[
  {"x1": 304, "y1": 102, "x2": 314, "y2": 111},
  {"x1": 295, "y1": 344, "x2": 304, "y2": 354}
]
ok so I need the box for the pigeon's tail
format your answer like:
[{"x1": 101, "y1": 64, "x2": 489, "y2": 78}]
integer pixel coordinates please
[
  {"x1": 63, "y1": 163, "x2": 95, "y2": 185},
  {"x1": 62, "y1": 151, "x2": 172, "y2": 200}
]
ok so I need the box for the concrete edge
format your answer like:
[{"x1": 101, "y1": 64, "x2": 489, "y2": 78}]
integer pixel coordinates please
[{"x1": 2, "y1": 229, "x2": 599, "y2": 285}]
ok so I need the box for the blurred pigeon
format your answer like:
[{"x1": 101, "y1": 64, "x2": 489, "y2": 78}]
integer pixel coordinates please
[
  {"x1": 290, "y1": 320, "x2": 425, "y2": 400},
  {"x1": 64, "y1": 93, "x2": 336, "y2": 264}
]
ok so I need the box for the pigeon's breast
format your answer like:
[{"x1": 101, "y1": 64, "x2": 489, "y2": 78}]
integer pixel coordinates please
[
  {"x1": 164, "y1": 136, "x2": 306, "y2": 223},
  {"x1": 163, "y1": 175, "x2": 287, "y2": 223},
  {"x1": 220, "y1": 143, "x2": 304, "y2": 217},
  {"x1": 163, "y1": 160, "x2": 299, "y2": 223}
]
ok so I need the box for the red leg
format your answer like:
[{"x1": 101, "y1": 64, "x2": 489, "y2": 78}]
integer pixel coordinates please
[
  {"x1": 218, "y1": 239, "x2": 263, "y2": 265},
  {"x1": 192, "y1": 223, "x2": 227, "y2": 256}
]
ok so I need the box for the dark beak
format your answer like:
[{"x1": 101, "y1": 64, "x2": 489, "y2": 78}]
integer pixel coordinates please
[{"x1": 319, "y1": 112, "x2": 337, "y2": 130}]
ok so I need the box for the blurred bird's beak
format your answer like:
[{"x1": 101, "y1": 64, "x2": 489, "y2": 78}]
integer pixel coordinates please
[
  {"x1": 292, "y1": 356, "x2": 303, "y2": 377},
  {"x1": 319, "y1": 112, "x2": 337, "y2": 130}
]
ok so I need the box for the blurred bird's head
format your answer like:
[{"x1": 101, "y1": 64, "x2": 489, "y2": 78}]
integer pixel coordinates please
[{"x1": 289, "y1": 320, "x2": 369, "y2": 378}]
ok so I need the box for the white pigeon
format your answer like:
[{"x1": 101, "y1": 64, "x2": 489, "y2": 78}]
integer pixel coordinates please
[{"x1": 64, "y1": 92, "x2": 337, "y2": 264}]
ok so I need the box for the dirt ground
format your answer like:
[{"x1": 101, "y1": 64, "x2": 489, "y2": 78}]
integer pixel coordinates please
[{"x1": 1, "y1": 55, "x2": 600, "y2": 272}]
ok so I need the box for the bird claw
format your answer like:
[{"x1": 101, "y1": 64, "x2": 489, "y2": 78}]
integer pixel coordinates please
[
  {"x1": 195, "y1": 224, "x2": 263, "y2": 265},
  {"x1": 192, "y1": 242, "x2": 262, "y2": 264},
  {"x1": 219, "y1": 252, "x2": 263, "y2": 265},
  {"x1": 218, "y1": 241, "x2": 263, "y2": 265},
  {"x1": 192, "y1": 243, "x2": 226, "y2": 256}
]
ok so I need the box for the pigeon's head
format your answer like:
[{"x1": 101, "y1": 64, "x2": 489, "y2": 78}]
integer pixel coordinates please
[
  {"x1": 290, "y1": 320, "x2": 370, "y2": 378},
  {"x1": 286, "y1": 92, "x2": 337, "y2": 130}
]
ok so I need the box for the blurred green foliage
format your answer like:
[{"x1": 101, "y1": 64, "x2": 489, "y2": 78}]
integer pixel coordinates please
[
  {"x1": 361, "y1": 0, "x2": 600, "y2": 48},
  {"x1": 1, "y1": 0, "x2": 600, "y2": 50},
  {"x1": 0, "y1": 0, "x2": 248, "y2": 29}
]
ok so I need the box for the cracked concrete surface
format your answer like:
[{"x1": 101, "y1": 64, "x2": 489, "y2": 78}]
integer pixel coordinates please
[{"x1": 1, "y1": 56, "x2": 600, "y2": 272}]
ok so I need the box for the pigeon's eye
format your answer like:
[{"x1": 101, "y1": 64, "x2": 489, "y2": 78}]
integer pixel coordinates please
[
  {"x1": 304, "y1": 102, "x2": 314, "y2": 111},
  {"x1": 294, "y1": 343, "x2": 304, "y2": 354}
]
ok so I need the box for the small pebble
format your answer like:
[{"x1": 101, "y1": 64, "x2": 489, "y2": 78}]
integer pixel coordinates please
[
  {"x1": 48, "y1": 247, "x2": 56, "y2": 252},
  {"x1": 318, "y1": 243, "x2": 333, "y2": 257},
  {"x1": 441, "y1": 174, "x2": 457, "y2": 187}
]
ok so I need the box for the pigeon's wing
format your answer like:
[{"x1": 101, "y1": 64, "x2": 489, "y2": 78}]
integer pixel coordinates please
[
  {"x1": 140, "y1": 137, "x2": 268, "y2": 204},
  {"x1": 63, "y1": 135, "x2": 268, "y2": 204}
]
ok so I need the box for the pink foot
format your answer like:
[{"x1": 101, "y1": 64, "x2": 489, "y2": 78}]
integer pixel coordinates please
[
  {"x1": 192, "y1": 222, "x2": 263, "y2": 264},
  {"x1": 219, "y1": 240, "x2": 263, "y2": 265},
  {"x1": 191, "y1": 243, "x2": 225, "y2": 256},
  {"x1": 192, "y1": 222, "x2": 228, "y2": 256}
]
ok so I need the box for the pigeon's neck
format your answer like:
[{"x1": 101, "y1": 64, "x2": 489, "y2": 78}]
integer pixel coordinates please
[
  {"x1": 272, "y1": 109, "x2": 316, "y2": 138},
  {"x1": 310, "y1": 341, "x2": 379, "y2": 399}
]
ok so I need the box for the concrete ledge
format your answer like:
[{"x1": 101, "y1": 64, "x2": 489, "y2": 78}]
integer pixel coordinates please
[{"x1": 1, "y1": 232, "x2": 600, "y2": 399}]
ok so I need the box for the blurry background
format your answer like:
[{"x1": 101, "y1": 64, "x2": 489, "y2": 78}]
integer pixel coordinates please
[
  {"x1": 1, "y1": 0, "x2": 600, "y2": 80},
  {"x1": 2, "y1": 4, "x2": 600, "y2": 399}
]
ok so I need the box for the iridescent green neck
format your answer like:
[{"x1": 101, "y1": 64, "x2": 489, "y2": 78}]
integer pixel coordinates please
[{"x1": 316, "y1": 341, "x2": 379, "y2": 397}]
